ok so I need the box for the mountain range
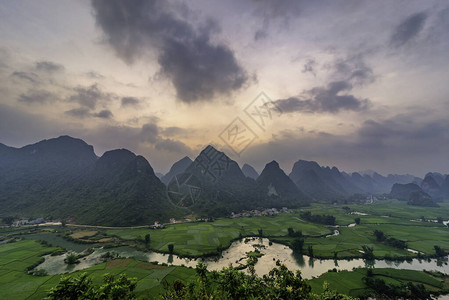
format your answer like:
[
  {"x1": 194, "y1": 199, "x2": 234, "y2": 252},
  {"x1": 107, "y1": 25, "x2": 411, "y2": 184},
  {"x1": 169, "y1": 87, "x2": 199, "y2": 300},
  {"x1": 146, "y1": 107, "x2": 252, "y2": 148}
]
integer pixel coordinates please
[{"x1": 1, "y1": 136, "x2": 448, "y2": 225}]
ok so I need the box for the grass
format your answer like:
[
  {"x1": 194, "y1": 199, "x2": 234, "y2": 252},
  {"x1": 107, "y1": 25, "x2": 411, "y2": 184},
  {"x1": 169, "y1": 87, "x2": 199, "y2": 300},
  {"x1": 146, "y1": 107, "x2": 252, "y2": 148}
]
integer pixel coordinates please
[
  {"x1": 105, "y1": 213, "x2": 330, "y2": 256},
  {"x1": 307, "y1": 268, "x2": 449, "y2": 298},
  {"x1": 0, "y1": 240, "x2": 197, "y2": 299}
]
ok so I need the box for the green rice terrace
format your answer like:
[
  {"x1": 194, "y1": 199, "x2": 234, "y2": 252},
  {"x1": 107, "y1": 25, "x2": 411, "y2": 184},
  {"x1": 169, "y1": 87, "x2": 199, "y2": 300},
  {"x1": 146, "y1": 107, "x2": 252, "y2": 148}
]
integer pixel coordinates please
[{"x1": 1, "y1": 199, "x2": 449, "y2": 299}]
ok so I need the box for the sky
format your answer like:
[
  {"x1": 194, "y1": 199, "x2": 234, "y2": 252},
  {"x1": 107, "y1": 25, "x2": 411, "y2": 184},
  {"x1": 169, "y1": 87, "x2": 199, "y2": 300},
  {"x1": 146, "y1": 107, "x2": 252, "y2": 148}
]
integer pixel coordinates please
[{"x1": 0, "y1": 0, "x2": 448, "y2": 177}]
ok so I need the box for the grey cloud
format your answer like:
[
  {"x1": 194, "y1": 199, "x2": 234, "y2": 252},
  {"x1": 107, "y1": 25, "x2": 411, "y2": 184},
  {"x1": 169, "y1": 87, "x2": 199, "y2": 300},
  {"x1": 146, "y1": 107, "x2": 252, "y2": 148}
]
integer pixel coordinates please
[
  {"x1": 161, "y1": 126, "x2": 189, "y2": 137},
  {"x1": 252, "y1": 0, "x2": 302, "y2": 41},
  {"x1": 91, "y1": 0, "x2": 248, "y2": 103},
  {"x1": 65, "y1": 107, "x2": 91, "y2": 118},
  {"x1": 94, "y1": 110, "x2": 113, "y2": 119},
  {"x1": 17, "y1": 89, "x2": 57, "y2": 104},
  {"x1": 302, "y1": 58, "x2": 317, "y2": 76},
  {"x1": 68, "y1": 84, "x2": 115, "y2": 109},
  {"x1": 155, "y1": 138, "x2": 192, "y2": 154},
  {"x1": 141, "y1": 123, "x2": 159, "y2": 143},
  {"x1": 331, "y1": 55, "x2": 375, "y2": 86},
  {"x1": 390, "y1": 12, "x2": 427, "y2": 48},
  {"x1": 274, "y1": 81, "x2": 370, "y2": 114},
  {"x1": 240, "y1": 112, "x2": 449, "y2": 176},
  {"x1": 121, "y1": 97, "x2": 140, "y2": 107},
  {"x1": 35, "y1": 61, "x2": 64, "y2": 73},
  {"x1": 85, "y1": 71, "x2": 104, "y2": 79},
  {"x1": 10, "y1": 71, "x2": 40, "y2": 84}
]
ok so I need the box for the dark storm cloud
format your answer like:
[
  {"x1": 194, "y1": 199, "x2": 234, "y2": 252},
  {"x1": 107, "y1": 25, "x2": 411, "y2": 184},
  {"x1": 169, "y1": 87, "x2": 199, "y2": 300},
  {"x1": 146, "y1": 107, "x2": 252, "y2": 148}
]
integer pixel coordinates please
[
  {"x1": 274, "y1": 81, "x2": 370, "y2": 114},
  {"x1": 390, "y1": 12, "x2": 427, "y2": 48},
  {"x1": 94, "y1": 110, "x2": 113, "y2": 119},
  {"x1": 121, "y1": 97, "x2": 140, "y2": 107},
  {"x1": 155, "y1": 138, "x2": 192, "y2": 154},
  {"x1": 35, "y1": 61, "x2": 64, "y2": 73},
  {"x1": 10, "y1": 71, "x2": 40, "y2": 84},
  {"x1": 17, "y1": 89, "x2": 57, "y2": 104},
  {"x1": 68, "y1": 83, "x2": 115, "y2": 109},
  {"x1": 91, "y1": 0, "x2": 248, "y2": 103}
]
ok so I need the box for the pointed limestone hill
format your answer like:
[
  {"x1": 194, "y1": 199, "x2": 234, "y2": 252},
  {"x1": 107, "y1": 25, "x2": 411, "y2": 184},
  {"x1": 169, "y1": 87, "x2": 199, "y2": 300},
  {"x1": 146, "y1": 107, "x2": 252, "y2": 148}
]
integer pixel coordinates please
[
  {"x1": 289, "y1": 160, "x2": 353, "y2": 201},
  {"x1": 0, "y1": 137, "x2": 183, "y2": 226},
  {"x1": 389, "y1": 183, "x2": 426, "y2": 201},
  {"x1": 161, "y1": 156, "x2": 193, "y2": 184},
  {"x1": 242, "y1": 163, "x2": 259, "y2": 179},
  {"x1": 183, "y1": 145, "x2": 262, "y2": 216},
  {"x1": 257, "y1": 161, "x2": 300, "y2": 197}
]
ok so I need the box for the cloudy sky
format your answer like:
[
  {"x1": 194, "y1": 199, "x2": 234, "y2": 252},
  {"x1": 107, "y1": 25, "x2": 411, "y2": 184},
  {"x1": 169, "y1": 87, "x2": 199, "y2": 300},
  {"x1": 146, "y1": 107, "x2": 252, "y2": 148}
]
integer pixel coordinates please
[{"x1": 1, "y1": 0, "x2": 448, "y2": 176}]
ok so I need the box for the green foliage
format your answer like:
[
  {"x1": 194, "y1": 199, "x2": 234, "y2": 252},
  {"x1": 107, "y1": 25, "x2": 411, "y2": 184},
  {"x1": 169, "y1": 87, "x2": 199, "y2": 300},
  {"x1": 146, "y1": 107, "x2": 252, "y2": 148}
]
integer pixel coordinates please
[
  {"x1": 354, "y1": 218, "x2": 360, "y2": 225},
  {"x1": 47, "y1": 273, "x2": 137, "y2": 300},
  {"x1": 361, "y1": 245, "x2": 374, "y2": 260},
  {"x1": 292, "y1": 237, "x2": 305, "y2": 253},
  {"x1": 64, "y1": 253, "x2": 80, "y2": 265},
  {"x1": 1, "y1": 216, "x2": 14, "y2": 226},
  {"x1": 162, "y1": 262, "x2": 356, "y2": 299},
  {"x1": 300, "y1": 211, "x2": 336, "y2": 225},
  {"x1": 144, "y1": 233, "x2": 150, "y2": 246},
  {"x1": 434, "y1": 245, "x2": 446, "y2": 257},
  {"x1": 168, "y1": 244, "x2": 174, "y2": 254}
]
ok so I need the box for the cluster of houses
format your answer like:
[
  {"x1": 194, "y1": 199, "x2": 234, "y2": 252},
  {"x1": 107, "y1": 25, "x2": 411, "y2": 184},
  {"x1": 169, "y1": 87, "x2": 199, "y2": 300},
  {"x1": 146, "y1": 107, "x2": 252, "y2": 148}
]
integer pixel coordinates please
[{"x1": 230, "y1": 207, "x2": 289, "y2": 219}]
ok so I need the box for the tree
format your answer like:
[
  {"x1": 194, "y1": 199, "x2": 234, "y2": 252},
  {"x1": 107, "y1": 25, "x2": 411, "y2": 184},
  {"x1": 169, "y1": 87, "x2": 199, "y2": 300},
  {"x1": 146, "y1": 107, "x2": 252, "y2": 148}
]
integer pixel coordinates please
[
  {"x1": 437, "y1": 217, "x2": 443, "y2": 224},
  {"x1": 361, "y1": 245, "x2": 374, "y2": 260},
  {"x1": 307, "y1": 245, "x2": 314, "y2": 258},
  {"x1": 288, "y1": 227, "x2": 295, "y2": 237},
  {"x1": 161, "y1": 262, "x2": 356, "y2": 299},
  {"x1": 2, "y1": 216, "x2": 14, "y2": 226},
  {"x1": 145, "y1": 234, "x2": 150, "y2": 246},
  {"x1": 61, "y1": 219, "x2": 66, "y2": 227},
  {"x1": 292, "y1": 237, "x2": 304, "y2": 253},
  {"x1": 48, "y1": 273, "x2": 136, "y2": 300},
  {"x1": 374, "y1": 230, "x2": 385, "y2": 242},
  {"x1": 258, "y1": 229, "x2": 263, "y2": 237},
  {"x1": 434, "y1": 245, "x2": 445, "y2": 257},
  {"x1": 168, "y1": 244, "x2": 174, "y2": 254},
  {"x1": 64, "y1": 253, "x2": 79, "y2": 265},
  {"x1": 354, "y1": 217, "x2": 361, "y2": 225}
]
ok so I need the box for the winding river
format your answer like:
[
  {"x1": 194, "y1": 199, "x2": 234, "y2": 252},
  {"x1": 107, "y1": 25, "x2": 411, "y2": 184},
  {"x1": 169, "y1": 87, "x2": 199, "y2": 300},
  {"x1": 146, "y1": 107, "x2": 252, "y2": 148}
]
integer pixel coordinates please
[{"x1": 36, "y1": 237, "x2": 449, "y2": 279}]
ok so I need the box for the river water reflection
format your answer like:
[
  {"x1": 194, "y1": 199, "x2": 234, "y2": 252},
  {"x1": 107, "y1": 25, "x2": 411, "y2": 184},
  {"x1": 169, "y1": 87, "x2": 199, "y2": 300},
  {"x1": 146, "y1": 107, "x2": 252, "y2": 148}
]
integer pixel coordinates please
[{"x1": 37, "y1": 237, "x2": 449, "y2": 279}]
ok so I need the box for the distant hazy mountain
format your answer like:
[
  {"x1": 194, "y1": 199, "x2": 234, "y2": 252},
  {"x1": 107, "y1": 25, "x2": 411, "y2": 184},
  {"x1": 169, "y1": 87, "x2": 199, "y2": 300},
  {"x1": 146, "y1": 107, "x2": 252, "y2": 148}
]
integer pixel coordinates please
[
  {"x1": 389, "y1": 183, "x2": 438, "y2": 207},
  {"x1": 242, "y1": 163, "x2": 259, "y2": 179},
  {"x1": 155, "y1": 172, "x2": 164, "y2": 179},
  {"x1": 289, "y1": 160, "x2": 358, "y2": 201},
  {"x1": 161, "y1": 156, "x2": 192, "y2": 184},
  {"x1": 0, "y1": 136, "x2": 183, "y2": 226},
  {"x1": 420, "y1": 173, "x2": 449, "y2": 201},
  {"x1": 389, "y1": 183, "x2": 425, "y2": 201}
]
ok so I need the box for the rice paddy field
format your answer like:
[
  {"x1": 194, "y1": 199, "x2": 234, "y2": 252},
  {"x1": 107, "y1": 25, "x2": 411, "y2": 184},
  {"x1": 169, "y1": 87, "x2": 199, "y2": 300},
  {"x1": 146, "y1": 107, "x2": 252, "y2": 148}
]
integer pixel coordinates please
[
  {"x1": 106, "y1": 214, "x2": 331, "y2": 256},
  {"x1": 0, "y1": 240, "x2": 197, "y2": 299},
  {"x1": 308, "y1": 268, "x2": 449, "y2": 298},
  {"x1": 2, "y1": 199, "x2": 449, "y2": 299},
  {"x1": 103, "y1": 199, "x2": 449, "y2": 258}
]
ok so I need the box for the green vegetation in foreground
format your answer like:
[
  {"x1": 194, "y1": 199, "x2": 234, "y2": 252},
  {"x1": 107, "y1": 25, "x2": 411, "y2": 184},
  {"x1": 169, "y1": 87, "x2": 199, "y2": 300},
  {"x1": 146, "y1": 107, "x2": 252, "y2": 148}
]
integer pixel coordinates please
[
  {"x1": 0, "y1": 240, "x2": 198, "y2": 299},
  {"x1": 106, "y1": 213, "x2": 329, "y2": 256},
  {"x1": 308, "y1": 268, "x2": 449, "y2": 299}
]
